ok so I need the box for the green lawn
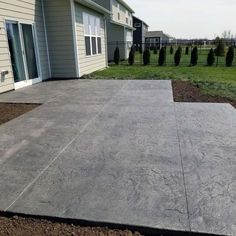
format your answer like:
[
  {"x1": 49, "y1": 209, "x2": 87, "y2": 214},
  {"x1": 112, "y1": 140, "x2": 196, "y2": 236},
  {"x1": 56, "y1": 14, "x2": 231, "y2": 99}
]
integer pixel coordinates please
[{"x1": 91, "y1": 64, "x2": 236, "y2": 100}]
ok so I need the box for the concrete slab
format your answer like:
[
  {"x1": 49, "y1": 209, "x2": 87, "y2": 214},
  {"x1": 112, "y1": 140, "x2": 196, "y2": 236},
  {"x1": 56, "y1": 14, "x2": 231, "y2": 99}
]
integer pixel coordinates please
[
  {"x1": 0, "y1": 80, "x2": 235, "y2": 235},
  {"x1": 175, "y1": 103, "x2": 236, "y2": 235}
]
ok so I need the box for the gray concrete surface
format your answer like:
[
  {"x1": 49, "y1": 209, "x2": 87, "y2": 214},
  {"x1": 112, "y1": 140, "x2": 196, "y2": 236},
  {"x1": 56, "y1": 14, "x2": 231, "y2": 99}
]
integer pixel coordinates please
[{"x1": 0, "y1": 80, "x2": 235, "y2": 235}]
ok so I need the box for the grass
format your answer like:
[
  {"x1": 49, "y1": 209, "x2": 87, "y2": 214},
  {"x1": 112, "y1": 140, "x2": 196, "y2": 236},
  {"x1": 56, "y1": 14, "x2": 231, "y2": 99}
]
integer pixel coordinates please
[{"x1": 91, "y1": 62, "x2": 236, "y2": 100}]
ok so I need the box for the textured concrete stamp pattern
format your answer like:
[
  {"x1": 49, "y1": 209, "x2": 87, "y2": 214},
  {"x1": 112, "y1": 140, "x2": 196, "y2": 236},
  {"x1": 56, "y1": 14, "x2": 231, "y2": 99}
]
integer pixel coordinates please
[{"x1": 0, "y1": 80, "x2": 235, "y2": 235}]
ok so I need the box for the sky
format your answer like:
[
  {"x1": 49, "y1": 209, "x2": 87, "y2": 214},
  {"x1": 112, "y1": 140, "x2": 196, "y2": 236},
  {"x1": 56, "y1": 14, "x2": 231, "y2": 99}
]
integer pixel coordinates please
[{"x1": 125, "y1": 0, "x2": 236, "y2": 39}]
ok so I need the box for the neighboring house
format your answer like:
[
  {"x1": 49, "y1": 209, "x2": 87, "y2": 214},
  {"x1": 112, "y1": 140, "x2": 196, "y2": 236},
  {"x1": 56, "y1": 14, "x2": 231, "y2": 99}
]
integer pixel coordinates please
[
  {"x1": 145, "y1": 31, "x2": 174, "y2": 49},
  {"x1": 0, "y1": 0, "x2": 110, "y2": 94},
  {"x1": 133, "y1": 16, "x2": 149, "y2": 45},
  {"x1": 93, "y1": 0, "x2": 135, "y2": 61}
]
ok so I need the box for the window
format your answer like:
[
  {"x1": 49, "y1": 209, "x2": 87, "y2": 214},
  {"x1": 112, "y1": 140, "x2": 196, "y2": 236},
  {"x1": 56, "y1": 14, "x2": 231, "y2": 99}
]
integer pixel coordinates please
[
  {"x1": 83, "y1": 12, "x2": 102, "y2": 56},
  {"x1": 117, "y1": 4, "x2": 120, "y2": 20},
  {"x1": 134, "y1": 23, "x2": 141, "y2": 28}
]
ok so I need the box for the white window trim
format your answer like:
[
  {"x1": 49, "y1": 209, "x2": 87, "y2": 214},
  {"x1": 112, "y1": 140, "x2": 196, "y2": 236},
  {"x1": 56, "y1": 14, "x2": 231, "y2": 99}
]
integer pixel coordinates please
[{"x1": 83, "y1": 13, "x2": 102, "y2": 57}]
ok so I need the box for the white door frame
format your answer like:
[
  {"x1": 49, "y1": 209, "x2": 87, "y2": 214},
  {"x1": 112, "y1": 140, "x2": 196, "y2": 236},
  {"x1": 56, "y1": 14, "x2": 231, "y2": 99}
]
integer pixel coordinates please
[{"x1": 5, "y1": 19, "x2": 42, "y2": 90}]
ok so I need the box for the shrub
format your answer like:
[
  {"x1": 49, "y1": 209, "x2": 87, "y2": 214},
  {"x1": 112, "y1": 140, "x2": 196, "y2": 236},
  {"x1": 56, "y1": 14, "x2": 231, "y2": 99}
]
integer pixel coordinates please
[
  {"x1": 143, "y1": 48, "x2": 150, "y2": 65},
  {"x1": 114, "y1": 47, "x2": 120, "y2": 65},
  {"x1": 185, "y1": 46, "x2": 189, "y2": 55},
  {"x1": 158, "y1": 47, "x2": 166, "y2": 66},
  {"x1": 215, "y1": 38, "x2": 225, "y2": 57},
  {"x1": 207, "y1": 48, "x2": 215, "y2": 66},
  {"x1": 170, "y1": 45, "x2": 174, "y2": 55},
  {"x1": 174, "y1": 46, "x2": 182, "y2": 66},
  {"x1": 190, "y1": 46, "x2": 198, "y2": 66},
  {"x1": 154, "y1": 47, "x2": 158, "y2": 54},
  {"x1": 215, "y1": 38, "x2": 225, "y2": 66},
  {"x1": 139, "y1": 43, "x2": 143, "y2": 54},
  {"x1": 226, "y1": 46, "x2": 234, "y2": 67},
  {"x1": 128, "y1": 46, "x2": 135, "y2": 66}
]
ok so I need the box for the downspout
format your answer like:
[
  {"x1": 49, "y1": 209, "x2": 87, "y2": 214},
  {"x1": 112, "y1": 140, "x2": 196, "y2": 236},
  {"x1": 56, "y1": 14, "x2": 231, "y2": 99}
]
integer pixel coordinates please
[
  {"x1": 41, "y1": 0, "x2": 52, "y2": 78},
  {"x1": 70, "y1": 0, "x2": 80, "y2": 78},
  {"x1": 104, "y1": 16, "x2": 109, "y2": 68}
]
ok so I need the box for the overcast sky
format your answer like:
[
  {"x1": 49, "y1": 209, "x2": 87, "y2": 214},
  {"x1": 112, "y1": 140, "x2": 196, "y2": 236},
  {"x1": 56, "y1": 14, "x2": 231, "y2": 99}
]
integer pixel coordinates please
[{"x1": 126, "y1": 0, "x2": 236, "y2": 39}]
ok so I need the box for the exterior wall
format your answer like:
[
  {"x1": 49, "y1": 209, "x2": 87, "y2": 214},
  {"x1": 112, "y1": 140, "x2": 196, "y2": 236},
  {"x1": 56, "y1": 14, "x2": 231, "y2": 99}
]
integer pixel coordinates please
[
  {"x1": 0, "y1": 0, "x2": 50, "y2": 93},
  {"x1": 44, "y1": 0, "x2": 77, "y2": 78},
  {"x1": 107, "y1": 22, "x2": 125, "y2": 61},
  {"x1": 111, "y1": 0, "x2": 132, "y2": 27},
  {"x1": 74, "y1": 3, "x2": 106, "y2": 76},
  {"x1": 133, "y1": 17, "x2": 142, "y2": 44}
]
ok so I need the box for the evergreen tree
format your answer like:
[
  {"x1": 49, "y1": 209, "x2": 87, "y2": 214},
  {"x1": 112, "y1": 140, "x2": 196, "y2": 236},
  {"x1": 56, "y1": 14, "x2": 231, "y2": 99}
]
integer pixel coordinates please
[
  {"x1": 153, "y1": 47, "x2": 158, "y2": 54},
  {"x1": 207, "y1": 48, "x2": 215, "y2": 66},
  {"x1": 185, "y1": 46, "x2": 189, "y2": 55},
  {"x1": 128, "y1": 46, "x2": 135, "y2": 66},
  {"x1": 139, "y1": 44, "x2": 143, "y2": 54},
  {"x1": 174, "y1": 46, "x2": 182, "y2": 66},
  {"x1": 143, "y1": 48, "x2": 150, "y2": 65},
  {"x1": 226, "y1": 46, "x2": 234, "y2": 67},
  {"x1": 158, "y1": 47, "x2": 166, "y2": 66},
  {"x1": 170, "y1": 45, "x2": 174, "y2": 55},
  {"x1": 114, "y1": 46, "x2": 120, "y2": 65},
  {"x1": 190, "y1": 46, "x2": 198, "y2": 66},
  {"x1": 215, "y1": 38, "x2": 225, "y2": 66}
]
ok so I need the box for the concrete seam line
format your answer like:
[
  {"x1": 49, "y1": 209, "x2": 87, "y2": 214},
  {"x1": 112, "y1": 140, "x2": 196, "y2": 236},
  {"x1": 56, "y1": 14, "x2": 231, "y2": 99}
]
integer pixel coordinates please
[
  {"x1": 173, "y1": 103, "x2": 192, "y2": 233},
  {"x1": 4, "y1": 81, "x2": 129, "y2": 212}
]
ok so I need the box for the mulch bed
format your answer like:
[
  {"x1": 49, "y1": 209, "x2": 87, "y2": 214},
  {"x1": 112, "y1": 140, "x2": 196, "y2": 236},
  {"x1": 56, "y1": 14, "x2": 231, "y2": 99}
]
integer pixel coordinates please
[
  {"x1": 172, "y1": 80, "x2": 236, "y2": 109},
  {"x1": 0, "y1": 103, "x2": 40, "y2": 125},
  {"x1": 0, "y1": 216, "x2": 142, "y2": 236}
]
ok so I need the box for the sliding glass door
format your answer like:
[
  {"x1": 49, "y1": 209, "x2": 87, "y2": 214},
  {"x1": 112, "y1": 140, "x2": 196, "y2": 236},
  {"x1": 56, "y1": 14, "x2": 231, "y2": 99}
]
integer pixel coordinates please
[{"x1": 6, "y1": 21, "x2": 40, "y2": 89}]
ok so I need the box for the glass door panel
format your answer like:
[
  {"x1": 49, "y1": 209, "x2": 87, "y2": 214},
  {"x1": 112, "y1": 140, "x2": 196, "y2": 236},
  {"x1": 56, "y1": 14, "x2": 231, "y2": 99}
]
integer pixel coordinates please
[
  {"x1": 21, "y1": 24, "x2": 39, "y2": 80},
  {"x1": 6, "y1": 22, "x2": 26, "y2": 83}
]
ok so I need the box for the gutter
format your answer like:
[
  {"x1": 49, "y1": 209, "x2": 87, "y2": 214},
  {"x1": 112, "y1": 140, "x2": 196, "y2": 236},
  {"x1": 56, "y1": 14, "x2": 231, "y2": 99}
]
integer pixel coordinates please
[
  {"x1": 116, "y1": 0, "x2": 135, "y2": 13},
  {"x1": 110, "y1": 19, "x2": 136, "y2": 31}
]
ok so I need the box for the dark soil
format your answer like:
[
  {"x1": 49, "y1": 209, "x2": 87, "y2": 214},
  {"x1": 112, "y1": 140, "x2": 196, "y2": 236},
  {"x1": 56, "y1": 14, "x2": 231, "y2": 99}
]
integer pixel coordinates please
[
  {"x1": 0, "y1": 216, "x2": 142, "y2": 236},
  {"x1": 172, "y1": 80, "x2": 236, "y2": 108},
  {"x1": 0, "y1": 103, "x2": 40, "y2": 125}
]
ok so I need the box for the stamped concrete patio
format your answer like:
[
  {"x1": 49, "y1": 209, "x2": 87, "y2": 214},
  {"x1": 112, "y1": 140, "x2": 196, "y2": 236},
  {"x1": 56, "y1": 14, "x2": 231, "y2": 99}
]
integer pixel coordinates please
[{"x1": 0, "y1": 80, "x2": 235, "y2": 235}]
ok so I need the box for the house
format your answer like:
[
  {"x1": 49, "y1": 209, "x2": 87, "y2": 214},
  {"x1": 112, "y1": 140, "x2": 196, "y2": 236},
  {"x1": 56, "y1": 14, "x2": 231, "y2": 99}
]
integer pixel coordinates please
[
  {"x1": 92, "y1": 0, "x2": 135, "y2": 61},
  {"x1": 145, "y1": 31, "x2": 174, "y2": 49},
  {"x1": 133, "y1": 16, "x2": 149, "y2": 45},
  {"x1": 0, "y1": 0, "x2": 110, "y2": 94}
]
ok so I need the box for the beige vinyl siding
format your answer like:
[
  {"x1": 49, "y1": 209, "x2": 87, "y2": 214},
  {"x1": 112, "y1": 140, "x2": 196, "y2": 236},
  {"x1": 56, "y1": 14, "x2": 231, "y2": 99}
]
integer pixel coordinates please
[
  {"x1": 0, "y1": 0, "x2": 50, "y2": 93},
  {"x1": 44, "y1": 0, "x2": 77, "y2": 78},
  {"x1": 111, "y1": 0, "x2": 132, "y2": 27},
  {"x1": 75, "y1": 3, "x2": 106, "y2": 76}
]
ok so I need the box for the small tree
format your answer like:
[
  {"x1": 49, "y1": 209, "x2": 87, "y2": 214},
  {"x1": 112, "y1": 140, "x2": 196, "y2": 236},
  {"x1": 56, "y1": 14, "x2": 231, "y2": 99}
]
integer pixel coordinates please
[
  {"x1": 207, "y1": 48, "x2": 215, "y2": 66},
  {"x1": 190, "y1": 46, "x2": 198, "y2": 66},
  {"x1": 215, "y1": 38, "x2": 225, "y2": 66},
  {"x1": 114, "y1": 46, "x2": 120, "y2": 65},
  {"x1": 185, "y1": 46, "x2": 189, "y2": 55},
  {"x1": 226, "y1": 46, "x2": 234, "y2": 67},
  {"x1": 174, "y1": 46, "x2": 182, "y2": 66},
  {"x1": 128, "y1": 46, "x2": 135, "y2": 66},
  {"x1": 170, "y1": 45, "x2": 174, "y2": 55},
  {"x1": 139, "y1": 44, "x2": 143, "y2": 54},
  {"x1": 143, "y1": 48, "x2": 150, "y2": 65},
  {"x1": 158, "y1": 47, "x2": 166, "y2": 66},
  {"x1": 153, "y1": 47, "x2": 158, "y2": 54}
]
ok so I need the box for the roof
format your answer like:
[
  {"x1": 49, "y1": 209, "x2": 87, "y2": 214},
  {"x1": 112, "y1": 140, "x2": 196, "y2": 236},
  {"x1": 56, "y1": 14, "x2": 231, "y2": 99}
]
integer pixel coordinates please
[
  {"x1": 117, "y1": 0, "x2": 135, "y2": 13},
  {"x1": 133, "y1": 16, "x2": 149, "y2": 27},
  {"x1": 75, "y1": 0, "x2": 111, "y2": 15},
  {"x1": 145, "y1": 31, "x2": 175, "y2": 39},
  {"x1": 145, "y1": 31, "x2": 164, "y2": 38}
]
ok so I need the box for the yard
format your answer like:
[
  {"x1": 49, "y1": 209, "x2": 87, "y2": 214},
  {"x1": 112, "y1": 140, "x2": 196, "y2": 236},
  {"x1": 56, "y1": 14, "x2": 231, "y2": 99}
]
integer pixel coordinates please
[{"x1": 90, "y1": 59, "x2": 236, "y2": 103}]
